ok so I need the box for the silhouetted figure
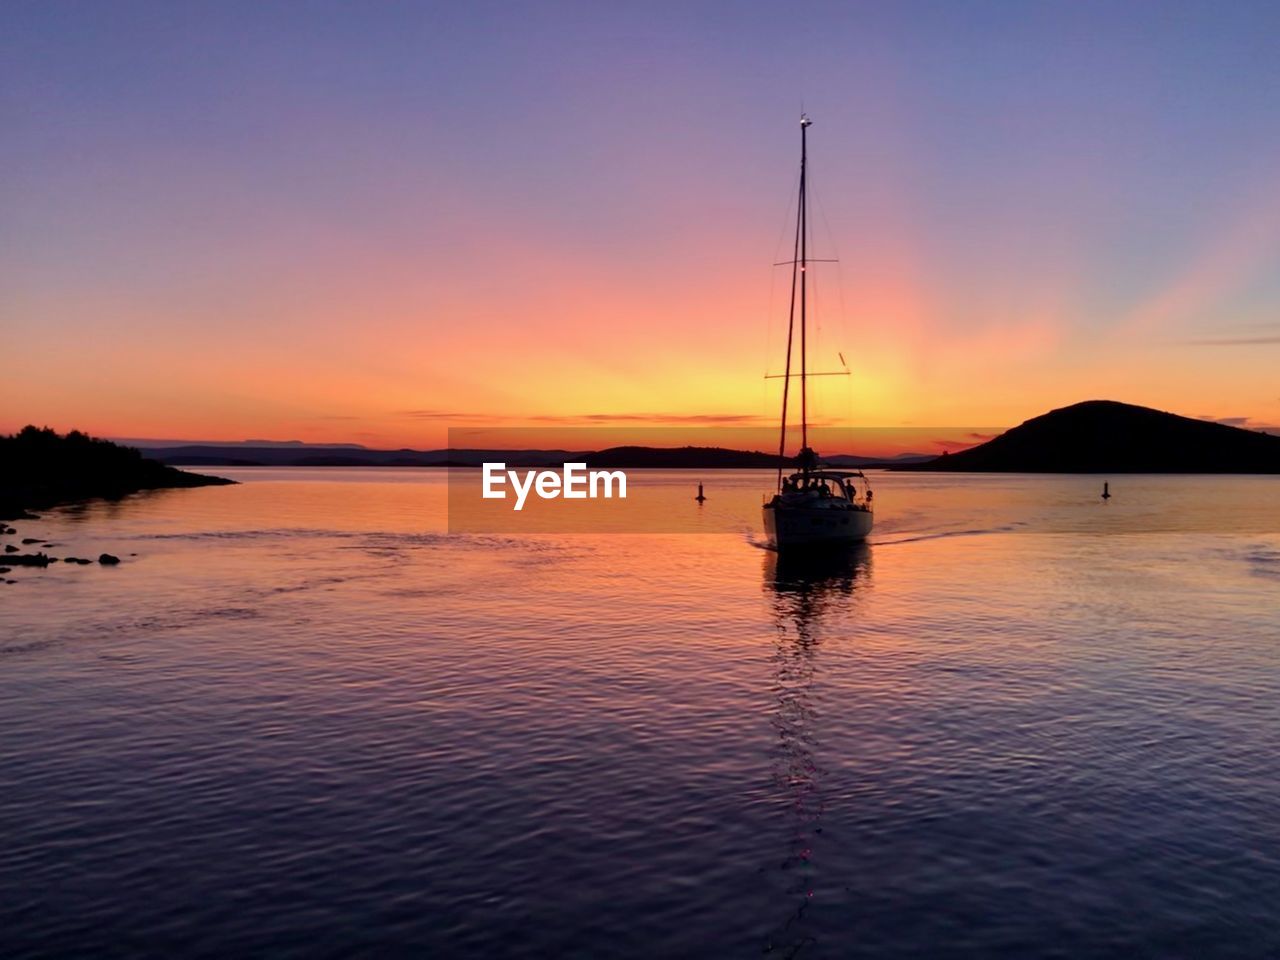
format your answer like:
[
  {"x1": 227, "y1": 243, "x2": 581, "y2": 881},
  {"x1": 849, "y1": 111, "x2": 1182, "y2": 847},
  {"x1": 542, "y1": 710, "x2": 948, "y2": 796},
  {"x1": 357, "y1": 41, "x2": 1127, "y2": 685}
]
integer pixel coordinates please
[
  {"x1": 1102, "y1": 482, "x2": 1111, "y2": 500},
  {"x1": 695, "y1": 482, "x2": 706, "y2": 503},
  {"x1": 795, "y1": 446, "x2": 819, "y2": 473}
]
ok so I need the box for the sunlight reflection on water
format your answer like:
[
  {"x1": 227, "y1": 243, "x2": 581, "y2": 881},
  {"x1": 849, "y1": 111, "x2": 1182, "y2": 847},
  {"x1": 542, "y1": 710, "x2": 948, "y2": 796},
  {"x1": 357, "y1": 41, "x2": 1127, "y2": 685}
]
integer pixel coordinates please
[{"x1": 2, "y1": 469, "x2": 1279, "y2": 957}]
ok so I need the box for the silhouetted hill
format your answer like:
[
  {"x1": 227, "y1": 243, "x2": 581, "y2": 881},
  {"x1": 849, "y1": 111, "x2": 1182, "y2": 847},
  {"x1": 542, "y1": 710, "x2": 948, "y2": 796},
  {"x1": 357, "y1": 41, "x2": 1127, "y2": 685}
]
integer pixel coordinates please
[
  {"x1": 902, "y1": 400, "x2": 1280, "y2": 473},
  {"x1": 0, "y1": 426, "x2": 234, "y2": 518}
]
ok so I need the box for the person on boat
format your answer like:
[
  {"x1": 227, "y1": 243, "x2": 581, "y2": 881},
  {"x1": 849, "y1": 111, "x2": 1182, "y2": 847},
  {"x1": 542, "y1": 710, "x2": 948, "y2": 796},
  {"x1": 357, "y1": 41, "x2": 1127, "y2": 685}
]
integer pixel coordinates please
[{"x1": 796, "y1": 447, "x2": 819, "y2": 472}]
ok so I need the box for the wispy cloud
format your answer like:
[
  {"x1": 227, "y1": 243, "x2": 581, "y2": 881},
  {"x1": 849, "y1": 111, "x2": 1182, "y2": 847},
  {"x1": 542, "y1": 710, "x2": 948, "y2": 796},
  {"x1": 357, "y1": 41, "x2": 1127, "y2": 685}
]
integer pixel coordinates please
[
  {"x1": 1178, "y1": 336, "x2": 1280, "y2": 346},
  {"x1": 1176, "y1": 320, "x2": 1280, "y2": 347},
  {"x1": 931, "y1": 437, "x2": 982, "y2": 452},
  {"x1": 1203, "y1": 416, "x2": 1251, "y2": 427},
  {"x1": 529, "y1": 413, "x2": 775, "y2": 425},
  {"x1": 395, "y1": 410, "x2": 777, "y2": 426},
  {"x1": 396, "y1": 409, "x2": 495, "y2": 421},
  {"x1": 1197, "y1": 414, "x2": 1280, "y2": 435}
]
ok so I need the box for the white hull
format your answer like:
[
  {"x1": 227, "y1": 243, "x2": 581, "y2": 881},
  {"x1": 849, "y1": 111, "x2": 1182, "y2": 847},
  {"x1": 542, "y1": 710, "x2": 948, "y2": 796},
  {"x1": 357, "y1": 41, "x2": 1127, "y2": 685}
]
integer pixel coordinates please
[{"x1": 764, "y1": 503, "x2": 873, "y2": 548}]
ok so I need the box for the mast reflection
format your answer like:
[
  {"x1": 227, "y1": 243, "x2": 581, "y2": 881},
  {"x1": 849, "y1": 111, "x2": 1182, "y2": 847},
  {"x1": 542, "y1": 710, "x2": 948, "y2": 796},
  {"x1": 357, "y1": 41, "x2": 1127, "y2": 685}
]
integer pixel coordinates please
[{"x1": 761, "y1": 544, "x2": 871, "y2": 957}]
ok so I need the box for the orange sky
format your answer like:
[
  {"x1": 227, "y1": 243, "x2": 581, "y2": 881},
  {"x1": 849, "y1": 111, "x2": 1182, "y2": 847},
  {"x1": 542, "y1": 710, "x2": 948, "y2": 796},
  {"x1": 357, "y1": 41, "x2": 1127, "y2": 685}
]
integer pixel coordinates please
[{"x1": 5, "y1": 4, "x2": 1279, "y2": 452}]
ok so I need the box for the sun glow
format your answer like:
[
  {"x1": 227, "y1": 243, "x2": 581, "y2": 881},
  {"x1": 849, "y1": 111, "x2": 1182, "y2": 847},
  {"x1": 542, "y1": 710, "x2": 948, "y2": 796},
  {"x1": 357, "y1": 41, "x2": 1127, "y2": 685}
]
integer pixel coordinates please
[{"x1": 5, "y1": 5, "x2": 1279, "y2": 446}]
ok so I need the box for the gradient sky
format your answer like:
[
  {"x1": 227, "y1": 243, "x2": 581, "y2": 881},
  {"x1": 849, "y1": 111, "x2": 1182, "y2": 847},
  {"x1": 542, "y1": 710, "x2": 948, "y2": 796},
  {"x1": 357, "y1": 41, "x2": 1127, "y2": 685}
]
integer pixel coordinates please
[{"x1": 4, "y1": 0, "x2": 1279, "y2": 449}]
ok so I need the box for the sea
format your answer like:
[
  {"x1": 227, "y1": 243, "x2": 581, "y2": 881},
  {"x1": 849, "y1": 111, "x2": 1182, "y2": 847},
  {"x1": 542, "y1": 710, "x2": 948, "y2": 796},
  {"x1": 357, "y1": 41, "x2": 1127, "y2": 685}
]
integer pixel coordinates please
[{"x1": 2, "y1": 468, "x2": 1279, "y2": 958}]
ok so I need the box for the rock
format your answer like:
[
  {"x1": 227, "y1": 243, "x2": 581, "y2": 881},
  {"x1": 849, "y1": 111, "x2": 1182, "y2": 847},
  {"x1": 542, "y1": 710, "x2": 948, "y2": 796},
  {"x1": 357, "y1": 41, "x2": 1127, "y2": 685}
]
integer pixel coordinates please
[
  {"x1": 0, "y1": 567, "x2": 9, "y2": 574},
  {"x1": 4, "y1": 553, "x2": 51, "y2": 567},
  {"x1": 99, "y1": 554, "x2": 120, "y2": 565},
  {"x1": 4, "y1": 545, "x2": 17, "y2": 553},
  {"x1": 5, "y1": 580, "x2": 15, "y2": 584},
  {"x1": 21, "y1": 538, "x2": 41, "y2": 544},
  {"x1": 63, "y1": 556, "x2": 92, "y2": 565}
]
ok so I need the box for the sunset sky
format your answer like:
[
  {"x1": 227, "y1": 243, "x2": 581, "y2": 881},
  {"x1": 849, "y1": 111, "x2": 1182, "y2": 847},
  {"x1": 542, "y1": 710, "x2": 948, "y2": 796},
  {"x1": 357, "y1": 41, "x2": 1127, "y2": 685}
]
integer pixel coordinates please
[{"x1": 5, "y1": 1, "x2": 1280, "y2": 450}]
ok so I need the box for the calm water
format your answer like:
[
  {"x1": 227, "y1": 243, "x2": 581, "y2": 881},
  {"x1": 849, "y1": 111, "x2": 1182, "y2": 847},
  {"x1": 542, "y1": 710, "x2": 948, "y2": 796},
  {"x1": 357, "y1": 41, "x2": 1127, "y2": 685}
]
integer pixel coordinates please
[{"x1": 3, "y1": 469, "x2": 1280, "y2": 958}]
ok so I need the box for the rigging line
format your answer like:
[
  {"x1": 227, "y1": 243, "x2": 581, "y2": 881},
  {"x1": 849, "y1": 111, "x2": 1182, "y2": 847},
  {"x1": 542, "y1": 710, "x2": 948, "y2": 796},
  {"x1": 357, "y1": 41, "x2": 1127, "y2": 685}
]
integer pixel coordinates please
[
  {"x1": 810, "y1": 170, "x2": 852, "y2": 368},
  {"x1": 762, "y1": 167, "x2": 801, "y2": 433},
  {"x1": 772, "y1": 167, "x2": 801, "y2": 263},
  {"x1": 777, "y1": 126, "x2": 805, "y2": 492},
  {"x1": 806, "y1": 164, "x2": 824, "y2": 434},
  {"x1": 807, "y1": 149, "x2": 854, "y2": 438},
  {"x1": 762, "y1": 265, "x2": 774, "y2": 431},
  {"x1": 826, "y1": 205, "x2": 854, "y2": 440}
]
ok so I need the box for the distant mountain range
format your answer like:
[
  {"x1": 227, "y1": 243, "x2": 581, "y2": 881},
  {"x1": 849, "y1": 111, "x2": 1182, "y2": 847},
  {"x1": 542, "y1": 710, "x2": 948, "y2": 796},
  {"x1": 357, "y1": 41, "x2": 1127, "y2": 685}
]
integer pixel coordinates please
[
  {"x1": 133, "y1": 442, "x2": 932, "y2": 469},
  {"x1": 899, "y1": 400, "x2": 1280, "y2": 473},
  {"x1": 127, "y1": 400, "x2": 1280, "y2": 473}
]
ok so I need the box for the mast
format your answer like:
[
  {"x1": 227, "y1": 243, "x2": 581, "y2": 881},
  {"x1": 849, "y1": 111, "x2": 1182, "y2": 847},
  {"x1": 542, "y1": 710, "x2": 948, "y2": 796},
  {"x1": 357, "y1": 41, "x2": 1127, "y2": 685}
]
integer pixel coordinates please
[
  {"x1": 799, "y1": 114, "x2": 810, "y2": 455},
  {"x1": 776, "y1": 114, "x2": 812, "y2": 491}
]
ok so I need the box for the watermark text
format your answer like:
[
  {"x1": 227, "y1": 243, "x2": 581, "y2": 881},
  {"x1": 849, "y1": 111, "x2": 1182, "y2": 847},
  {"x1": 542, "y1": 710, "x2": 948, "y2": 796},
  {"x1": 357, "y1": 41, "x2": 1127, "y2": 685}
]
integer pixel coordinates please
[{"x1": 481, "y1": 462, "x2": 628, "y2": 510}]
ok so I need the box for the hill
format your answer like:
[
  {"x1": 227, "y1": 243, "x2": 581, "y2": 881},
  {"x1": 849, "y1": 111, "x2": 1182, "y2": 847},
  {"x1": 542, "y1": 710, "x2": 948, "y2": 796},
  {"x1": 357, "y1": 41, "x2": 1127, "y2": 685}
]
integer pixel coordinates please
[
  {"x1": 0, "y1": 426, "x2": 234, "y2": 519},
  {"x1": 903, "y1": 400, "x2": 1280, "y2": 473}
]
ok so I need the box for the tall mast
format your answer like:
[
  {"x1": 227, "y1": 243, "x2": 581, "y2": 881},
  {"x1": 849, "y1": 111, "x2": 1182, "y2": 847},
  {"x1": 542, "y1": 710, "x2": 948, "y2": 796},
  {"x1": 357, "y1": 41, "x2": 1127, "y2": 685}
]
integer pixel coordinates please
[
  {"x1": 799, "y1": 113, "x2": 810, "y2": 454},
  {"x1": 776, "y1": 114, "x2": 811, "y2": 491}
]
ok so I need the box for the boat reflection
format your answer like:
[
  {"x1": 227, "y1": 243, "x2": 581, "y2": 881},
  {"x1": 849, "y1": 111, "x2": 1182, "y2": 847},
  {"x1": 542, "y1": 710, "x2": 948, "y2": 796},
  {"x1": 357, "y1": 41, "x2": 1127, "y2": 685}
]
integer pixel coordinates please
[
  {"x1": 760, "y1": 543, "x2": 871, "y2": 957},
  {"x1": 765, "y1": 543, "x2": 871, "y2": 625}
]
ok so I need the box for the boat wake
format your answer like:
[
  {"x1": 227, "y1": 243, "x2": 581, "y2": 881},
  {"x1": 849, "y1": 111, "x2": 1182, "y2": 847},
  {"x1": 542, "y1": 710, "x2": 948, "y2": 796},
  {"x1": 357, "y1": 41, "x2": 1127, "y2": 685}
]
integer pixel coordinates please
[{"x1": 871, "y1": 523, "x2": 1023, "y2": 547}]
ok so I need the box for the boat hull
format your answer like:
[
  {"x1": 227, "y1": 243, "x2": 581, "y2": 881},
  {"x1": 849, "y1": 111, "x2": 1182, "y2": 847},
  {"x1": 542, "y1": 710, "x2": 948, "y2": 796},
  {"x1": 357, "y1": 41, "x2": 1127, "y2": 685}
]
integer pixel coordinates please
[{"x1": 764, "y1": 503, "x2": 873, "y2": 548}]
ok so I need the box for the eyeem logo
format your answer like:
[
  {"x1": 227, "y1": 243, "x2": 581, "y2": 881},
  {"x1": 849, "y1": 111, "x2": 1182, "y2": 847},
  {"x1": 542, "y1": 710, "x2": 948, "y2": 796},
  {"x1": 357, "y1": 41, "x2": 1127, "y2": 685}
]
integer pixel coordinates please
[{"x1": 482, "y1": 462, "x2": 628, "y2": 511}]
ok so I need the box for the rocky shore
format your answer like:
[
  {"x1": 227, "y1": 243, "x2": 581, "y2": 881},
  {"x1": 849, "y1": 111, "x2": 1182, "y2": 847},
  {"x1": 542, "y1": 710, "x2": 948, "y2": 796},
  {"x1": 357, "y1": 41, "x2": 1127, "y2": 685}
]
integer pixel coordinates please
[
  {"x1": 0, "y1": 427, "x2": 234, "y2": 583},
  {"x1": 0, "y1": 425, "x2": 234, "y2": 521}
]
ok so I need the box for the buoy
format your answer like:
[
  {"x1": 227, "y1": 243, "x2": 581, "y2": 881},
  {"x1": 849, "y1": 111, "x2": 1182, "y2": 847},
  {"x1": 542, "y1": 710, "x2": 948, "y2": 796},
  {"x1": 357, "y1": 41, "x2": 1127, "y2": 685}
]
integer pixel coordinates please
[
  {"x1": 695, "y1": 482, "x2": 706, "y2": 503},
  {"x1": 1101, "y1": 482, "x2": 1111, "y2": 500}
]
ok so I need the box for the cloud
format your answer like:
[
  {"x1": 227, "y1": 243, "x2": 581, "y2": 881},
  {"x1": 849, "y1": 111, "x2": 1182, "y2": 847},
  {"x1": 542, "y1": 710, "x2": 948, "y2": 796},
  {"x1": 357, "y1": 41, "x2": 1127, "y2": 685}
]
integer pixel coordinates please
[
  {"x1": 395, "y1": 410, "x2": 777, "y2": 426},
  {"x1": 1203, "y1": 416, "x2": 1251, "y2": 427},
  {"x1": 1178, "y1": 336, "x2": 1280, "y2": 346},
  {"x1": 396, "y1": 409, "x2": 495, "y2": 421},
  {"x1": 528, "y1": 413, "x2": 775, "y2": 425},
  {"x1": 931, "y1": 437, "x2": 982, "y2": 452},
  {"x1": 1175, "y1": 320, "x2": 1280, "y2": 346},
  {"x1": 1198, "y1": 415, "x2": 1280, "y2": 435}
]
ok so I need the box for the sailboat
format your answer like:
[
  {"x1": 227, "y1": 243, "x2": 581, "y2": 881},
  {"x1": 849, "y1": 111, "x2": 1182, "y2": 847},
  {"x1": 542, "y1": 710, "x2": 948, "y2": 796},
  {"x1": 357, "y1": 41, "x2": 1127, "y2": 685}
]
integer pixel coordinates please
[{"x1": 763, "y1": 115, "x2": 874, "y2": 549}]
